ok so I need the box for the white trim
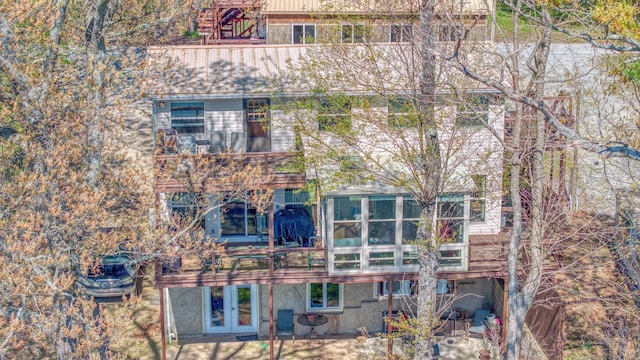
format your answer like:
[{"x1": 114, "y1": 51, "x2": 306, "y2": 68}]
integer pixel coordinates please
[{"x1": 306, "y1": 283, "x2": 344, "y2": 312}]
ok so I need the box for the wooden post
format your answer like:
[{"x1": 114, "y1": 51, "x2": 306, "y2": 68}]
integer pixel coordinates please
[
  {"x1": 502, "y1": 278, "x2": 508, "y2": 342},
  {"x1": 159, "y1": 287, "x2": 167, "y2": 360},
  {"x1": 269, "y1": 283, "x2": 274, "y2": 360},
  {"x1": 387, "y1": 280, "x2": 393, "y2": 356}
]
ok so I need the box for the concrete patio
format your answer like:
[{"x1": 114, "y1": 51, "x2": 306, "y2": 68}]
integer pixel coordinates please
[{"x1": 153, "y1": 334, "x2": 488, "y2": 360}]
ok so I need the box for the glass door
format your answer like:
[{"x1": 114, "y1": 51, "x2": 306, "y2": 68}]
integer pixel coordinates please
[{"x1": 204, "y1": 285, "x2": 258, "y2": 333}]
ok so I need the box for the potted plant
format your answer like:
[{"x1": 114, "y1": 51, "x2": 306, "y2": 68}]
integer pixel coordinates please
[
  {"x1": 306, "y1": 313, "x2": 317, "y2": 322},
  {"x1": 356, "y1": 326, "x2": 368, "y2": 344}
]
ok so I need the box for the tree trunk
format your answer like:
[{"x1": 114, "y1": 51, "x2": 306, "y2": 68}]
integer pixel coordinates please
[
  {"x1": 505, "y1": 6, "x2": 552, "y2": 360},
  {"x1": 414, "y1": 0, "x2": 441, "y2": 359}
]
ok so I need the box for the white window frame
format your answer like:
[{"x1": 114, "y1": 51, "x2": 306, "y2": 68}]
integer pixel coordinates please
[{"x1": 306, "y1": 283, "x2": 343, "y2": 312}]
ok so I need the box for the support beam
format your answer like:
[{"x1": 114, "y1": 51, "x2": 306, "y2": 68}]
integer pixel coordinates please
[
  {"x1": 159, "y1": 287, "x2": 167, "y2": 360},
  {"x1": 387, "y1": 280, "x2": 393, "y2": 356},
  {"x1": 269, "y1": 282, "x2": 274, "y2": 360}
]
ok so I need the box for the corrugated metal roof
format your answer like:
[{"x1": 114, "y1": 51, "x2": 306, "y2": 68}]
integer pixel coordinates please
[
  {"x1": 149, "y1": 42, "x2": 498, "y2": 98},
  {"x1": 262, "y1": 0, "x2": 491, "y2": 15},
  {"x1": 149, "y1": 45, "x2": 308, "y2": 97}
]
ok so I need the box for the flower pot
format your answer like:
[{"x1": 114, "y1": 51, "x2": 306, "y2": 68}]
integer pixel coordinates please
[
  {"x1": 306, "y1": 313, "x2": 317, "y2": 322},
  {"x1": 356, "y1": 335, "x2": 367, "y2": 344},
  {"x1": 479, "y1": 349, "x2": 491, "y2": 360}
]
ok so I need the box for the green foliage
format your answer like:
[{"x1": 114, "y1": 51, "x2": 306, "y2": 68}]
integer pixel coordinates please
[{"x1": 182, "y1": 29, "x2": 200, "y2": 39}]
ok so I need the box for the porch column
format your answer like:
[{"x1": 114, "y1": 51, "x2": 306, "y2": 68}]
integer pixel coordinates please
[
  {"x1": 387, "y1": 280, "x2": 393, "y2": 356},
  {"x1": 502, "y1": 278, "x2": 508, "y2": 342},
  {"x1": 269, "y1": 282, "x2": 274, "y2": 360},
  {"x1": 159, "y1": 287, "x2": 167, "y2": 360}
]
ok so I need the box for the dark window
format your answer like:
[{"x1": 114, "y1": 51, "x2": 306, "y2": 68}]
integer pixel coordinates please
[
  {"x1": 388, "y1": 97, "x2": 417, "y2": 128},
  {"x1": 342, "y1": 24, "x2": 366, "y2": 43},
  {"x1": 293, "y1": 24, "x2": 316, "y2": 44},
  {"x1": 470, "y1": 175, "x2": 486, "y2": 222},
  {"x1": 390, "y1": 24, "x2": 412, "y2": 42},
  {"x1": 457, "y1": 95, "x2": 489, "y2": 127},
  {"x1": 318, "y1": 98, "x2": 351, "y2": 132},
  {"x1": 171, "y1": 102, "x2": 205, "y2": 134},
  {"x1": 245, "y1": 98, "x2": 271, "y2": 152}
]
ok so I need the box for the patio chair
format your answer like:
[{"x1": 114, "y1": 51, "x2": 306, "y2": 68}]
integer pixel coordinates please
[
  {"x1": 279, "y1": 221, "x2": 301, "y2": 248},
  {"x1": 467, "y1": 309, "x2": 491, "y2": 338},
  {"x1": 276, "y1": 309, "x2": 294, "y2": 341}
]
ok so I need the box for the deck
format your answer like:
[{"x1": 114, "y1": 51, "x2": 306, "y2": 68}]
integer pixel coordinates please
[
  {"x1": 154, "y1": 233, "x2": 511, "y2": 288},
  {"x1": 153, "y1": 152, "x2": 306, "y2": 193}
]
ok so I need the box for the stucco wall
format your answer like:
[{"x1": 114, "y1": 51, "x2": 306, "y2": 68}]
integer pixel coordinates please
[
  {"x1": 169, "y1": 287, "x2": 203, "y2": 336},
  {"x1": 258, "y1": 282, "x2": 417, "y2": 336}
]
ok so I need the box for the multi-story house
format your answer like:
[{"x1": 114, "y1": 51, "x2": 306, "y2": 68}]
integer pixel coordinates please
[{"x1": 150, "y1": 1, "x2": 509, "y2": 359}]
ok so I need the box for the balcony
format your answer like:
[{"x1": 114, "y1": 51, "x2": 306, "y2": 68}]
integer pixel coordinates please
[{"x1": 155, "y1": 244, "x2": 329, "y2": 287}]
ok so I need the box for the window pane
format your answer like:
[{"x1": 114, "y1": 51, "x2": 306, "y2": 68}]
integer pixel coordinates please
[
  {"x1": 334, "y1": 196, "x2": 361, "y2": 221},
  {"x1": 293, "y1": 25, "x2": 304, "y2": 44},
  {"x1": 369, "y1": 252, "x2": 394, "y2": 266},
  {"x1": 210, "y1": 287, "x2": 225, "y2": 327},
  {"x1": 438, "y1": 220, "x2": 463, "y2": 243},
  {"x1": 221, "y1": 201, "x2": 246, "y2": 236},
  {"x1": 470, "y1": 199, "x2": 485, "y2": 222},
  {"x1": 305, "y1": 25, "x2": 315, "y2": 43},
  {"x1": 438, "y1": 201, "x2": 463, "y2": 218},
  {"x1": 369, "y1": 196, "x2": 395, "y2": 220},
  {"x1": 310, "y1": 283, "x2": 323, "y2": 308},
  {"x1": 334, "y1": 223, "x2": 361, "y2": 247},
  {"x1": 342, "y1": 25, "x2": 352, "y2": 42},
  {"x1": 369, "y1": 221, "x2": 395, "y2": 245},
  {"x1": 326, "y1": 283, "x2": 340, "y2": 307},
  {"x1": 403, "y1": 197, "x2": 421, "y2": 219},
  {"x1": 353, "y1": 25, "x2": 365, "y2": 42},
  {"x1": 402, "y1": 220, "x2": 417, "y2": 244}
]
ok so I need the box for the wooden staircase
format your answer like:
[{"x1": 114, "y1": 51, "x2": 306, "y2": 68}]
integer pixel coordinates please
[{"x1": 197, "y1": 1, "x2": 264, "y2": 45}]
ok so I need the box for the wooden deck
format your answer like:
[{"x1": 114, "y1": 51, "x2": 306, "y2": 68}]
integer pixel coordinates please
[{"x1": 154, "y1": 233, "x2": 512, "y2": 288}]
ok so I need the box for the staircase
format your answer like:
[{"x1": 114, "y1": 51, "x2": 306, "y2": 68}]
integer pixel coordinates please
[{"x1": 197, "y1": 1, "x2": 264, "y2": 45}]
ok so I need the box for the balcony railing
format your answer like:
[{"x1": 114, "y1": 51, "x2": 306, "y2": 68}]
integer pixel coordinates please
[{"x1": 153, "y1": 152, "x2": 306, "y2": 192}]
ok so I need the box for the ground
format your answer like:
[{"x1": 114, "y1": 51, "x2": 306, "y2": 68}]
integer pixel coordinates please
[{"x1": 114, "y1": 272, "x2": 487, "y2": 359}]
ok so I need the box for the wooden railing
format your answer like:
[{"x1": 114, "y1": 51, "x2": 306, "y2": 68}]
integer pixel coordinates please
[{"x1": 153, "y1": 152, "x2": 306, "y2": 192}]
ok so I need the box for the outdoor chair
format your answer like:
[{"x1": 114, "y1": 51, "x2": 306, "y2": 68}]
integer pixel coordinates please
[
  {"x1": 279, "y1": 221, "x2": 301, "y2": 247},
  {"x1": 467, "y1": 309, "x2": 491, "y2": 338},
  {"x1": 276, "y1": 309, "x2": 294, "y2": 341}
]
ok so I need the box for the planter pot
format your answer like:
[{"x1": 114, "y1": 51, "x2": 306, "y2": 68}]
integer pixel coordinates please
[
  {"x1": 356, "y1": 335, "x2": 367, "y2": 344},
  {"x1": 479, "y1": 349, "x2": 491, "y2": 360},
  {"x1": 306, "y1": 314, "x2": 317, "y2": 322}
]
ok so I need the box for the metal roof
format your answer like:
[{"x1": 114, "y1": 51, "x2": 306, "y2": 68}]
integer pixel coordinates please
[
  {"x1": 261, "y1": 0, "x2": 491, "y2": 15},
  {"x1": 149, "y1": 42, "x2": 499, "y2": 99}
]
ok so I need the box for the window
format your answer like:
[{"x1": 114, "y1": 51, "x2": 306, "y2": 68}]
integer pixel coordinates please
[
  {"x1": 456, "y1": 95, "x2": 489, "y2": 127},
  {"x1": 368, "y1": 195, "x2": 396, "y2": 246},
  {"x1": 308, "y1": 283, "x2": 342, "y2": 311},
  {"x1": 436, "y1": 279, "x2": 455, "y2": 295},
  {"x1": 402, "y1": 196, "x2": 421, "y2": 244},
  {"x1": 221, "y1": 199, "x2": 268, "y2": 239},
  {"x1": 470, "y1": 175, "x2": 486, "y2": 222},
  {"x1": 171, "y1": 102, "x2": 205, "y2": 134},
  {"x1": 390, "y1": 24, "x2": 412, "y2": 42},
  {"x1": 284, "y1": 188, "x2": 314, "y2": 220},
  {"x1": 170, "y1": 193, "x2": 204, "y2": 230},
  {"x1": 437, "y1": 193, "x2": 465, "y2": 243},
  {"x1": 333, "y1": 196, "x2": 362, "y2": 247},
  {"x1": 377, "y1": 280, "x2": 415, "y2": 297},
  {"x1": 439, "y1": 25, "x2": 460, "y2": 41},
  {"x1": 318, "y1": 98, "x2": 351, "y2": 132},
  {"x1": 245, "y1": 98, "x2": 271, "y2": 152},
  {"x1": 388, "y1": 96, "x2": 417, "y2": 128},
  {"x1": 341, "y1": 24, "x2": 366, "y2": 43},
  {"x1": 293, "y1": 24, "x2": 315, "y2": 44}
]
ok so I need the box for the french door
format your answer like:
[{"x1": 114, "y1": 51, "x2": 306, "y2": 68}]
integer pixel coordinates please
[{"x1": 204, "y1": 285, "x2": 258, "y2": 333}]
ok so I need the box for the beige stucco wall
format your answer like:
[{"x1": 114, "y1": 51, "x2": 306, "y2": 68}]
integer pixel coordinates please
[
  {"x1": 258, "y1": 282, "x2": 417, "y2": 336},
  {"x1": 169, "y1": 287, "x2": 204, "y2": 336}
]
